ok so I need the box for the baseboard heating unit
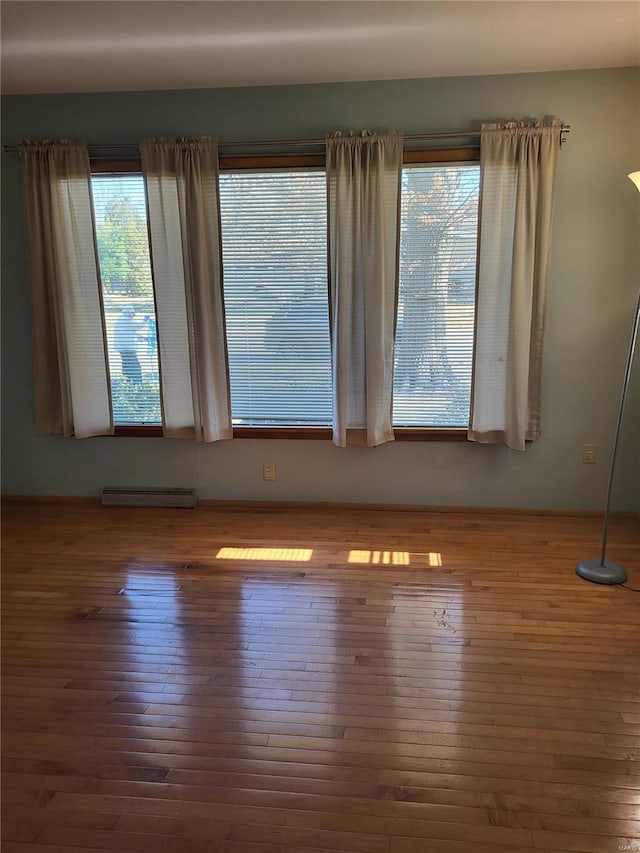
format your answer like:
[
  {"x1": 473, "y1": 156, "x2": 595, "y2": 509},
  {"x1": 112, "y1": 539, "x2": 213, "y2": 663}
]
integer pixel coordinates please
[{"x1": 101, "y1": 487, "x2": 197, "y2": 508}]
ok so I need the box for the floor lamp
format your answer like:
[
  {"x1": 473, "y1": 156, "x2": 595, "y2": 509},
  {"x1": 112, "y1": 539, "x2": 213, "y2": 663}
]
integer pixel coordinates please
[{"x1": 576, "y1": 171, "x2": 640, "y2": 584}]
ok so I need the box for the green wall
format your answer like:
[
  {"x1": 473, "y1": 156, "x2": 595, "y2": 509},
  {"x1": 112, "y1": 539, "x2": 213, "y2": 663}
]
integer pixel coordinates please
[{"x1": 2, "y1": 68, "x2": 639, "y2": 509}]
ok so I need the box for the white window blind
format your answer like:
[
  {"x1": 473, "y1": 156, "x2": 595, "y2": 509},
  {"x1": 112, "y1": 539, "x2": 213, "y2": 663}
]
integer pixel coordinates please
[
  {"x1": 91, "y1": 173, "x2": 161, "y2": 425},
  {"x1": 219, "y1": 170, "x2": 332, "y2": 426},
  {"x1": 393, "y1": 163, "x2": 480, "y2": 427}
]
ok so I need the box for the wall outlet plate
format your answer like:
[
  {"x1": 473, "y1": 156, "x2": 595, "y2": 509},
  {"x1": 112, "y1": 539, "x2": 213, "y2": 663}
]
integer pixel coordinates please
[{"x1": 263, "y1": 463, "x2": 276, "y2": 481}]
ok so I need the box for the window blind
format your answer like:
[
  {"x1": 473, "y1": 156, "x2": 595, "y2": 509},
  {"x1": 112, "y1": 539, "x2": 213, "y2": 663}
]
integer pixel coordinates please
[
  {"x1": 91, "y1": 173, "x2": 161, "y2": 425},
  {"x1": 219, "y1": 170, "x2": 332, "y2": 427},
  {"x1": 393, "y1": 163, "x2": 480, "y2": 428}
]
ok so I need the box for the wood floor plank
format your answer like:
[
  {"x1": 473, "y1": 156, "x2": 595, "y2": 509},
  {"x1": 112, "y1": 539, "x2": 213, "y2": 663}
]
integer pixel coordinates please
[{"x1": 2, "y1": 501, "x2": 639, "y2": 852}]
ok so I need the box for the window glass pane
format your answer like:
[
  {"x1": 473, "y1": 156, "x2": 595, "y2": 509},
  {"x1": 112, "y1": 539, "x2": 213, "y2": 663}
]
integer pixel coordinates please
[
  {"x1": 219, "y1": 170, "x2": 331, "y2": 427},
  {"x1": 91, "y1": 174, "x2": 161, "y2": 425},
  {"x1": 393, "y1": 164, "x2": 480, "y2": 427}
]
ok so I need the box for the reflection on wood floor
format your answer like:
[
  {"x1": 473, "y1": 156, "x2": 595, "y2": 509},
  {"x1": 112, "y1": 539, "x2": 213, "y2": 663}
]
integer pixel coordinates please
[{"x1": 2, "y1": 500, "x2": 639, "y2": 852}]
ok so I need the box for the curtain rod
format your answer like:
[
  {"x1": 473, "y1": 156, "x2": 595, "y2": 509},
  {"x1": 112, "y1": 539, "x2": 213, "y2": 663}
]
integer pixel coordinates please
[{"x1": 3, "y1": 125, "x2": 571, "y2": 155}]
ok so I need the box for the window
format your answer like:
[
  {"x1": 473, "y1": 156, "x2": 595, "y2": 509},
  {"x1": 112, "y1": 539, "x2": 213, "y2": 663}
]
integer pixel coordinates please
[
  {"x1": 91, "y1": 169, "x2": 161, "y2": 426},
  {"x1": 393, "y1": 160, "x2": 480, "y2": 428},
  {"x1": 219, "y1": 166, "x2": 332, "y2": 427},
  {"x1": 89, "y1": 151, "x2": 479, "y2": 437}
]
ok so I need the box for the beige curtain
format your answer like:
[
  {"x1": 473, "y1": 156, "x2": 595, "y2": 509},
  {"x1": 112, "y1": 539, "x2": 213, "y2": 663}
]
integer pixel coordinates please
[
  {"x1": 19, "y1": 140, "x2": 113, "y2": 438},
  {"x1": 326, "y1": 130, "x2": 403, "y2": 447},
  {"x1": 141, "y1": 137, "x2": 232, "y2": 442},
  {"x1": 469, "y1": 120, "x2": 562, "y2": 451}
]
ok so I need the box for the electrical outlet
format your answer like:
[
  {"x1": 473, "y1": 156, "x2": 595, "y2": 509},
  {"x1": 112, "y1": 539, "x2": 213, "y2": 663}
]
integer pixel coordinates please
[
  {"x1": 263, "y1": 462, "x2": 276, "y2": 481},
  {"x1": 582, "y1": 444, "x2": 597, "y2": 464}
]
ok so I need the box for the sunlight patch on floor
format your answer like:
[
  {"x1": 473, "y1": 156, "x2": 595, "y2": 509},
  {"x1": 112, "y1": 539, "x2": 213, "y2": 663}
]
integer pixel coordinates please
[
  {"x1": 216, "y1": 547, "x2": 313, "y2": 562},
  {"x1": 347, "y1": 550, "x2": 411, "y2": 565}
]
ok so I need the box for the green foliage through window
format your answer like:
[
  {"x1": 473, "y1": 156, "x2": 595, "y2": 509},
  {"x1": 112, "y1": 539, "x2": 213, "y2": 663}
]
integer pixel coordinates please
[
  {"x1": 96, "y1": 195, "x2": 153, "y2": 297},
  {"x1": 91, "y1": 173, "x2": 162, "y2": 427},
  {"x1": 110, "y1": 377, "x2": 162, "y2": 425}
]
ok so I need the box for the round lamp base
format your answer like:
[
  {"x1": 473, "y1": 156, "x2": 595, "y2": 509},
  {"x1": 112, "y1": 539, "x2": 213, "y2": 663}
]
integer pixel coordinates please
[{"x1": 576, "y1": 558, "x2": 628, "y2": 585}]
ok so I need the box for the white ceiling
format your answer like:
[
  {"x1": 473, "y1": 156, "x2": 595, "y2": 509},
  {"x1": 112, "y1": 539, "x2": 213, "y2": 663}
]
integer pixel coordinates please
[{"x1": 1, "y1": 1, "x2": 639, "y2": 95}]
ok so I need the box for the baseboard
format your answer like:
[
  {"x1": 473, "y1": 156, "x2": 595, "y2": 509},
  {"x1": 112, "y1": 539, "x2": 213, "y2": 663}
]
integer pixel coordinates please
[
  {"x1": 197, "y1": 499, "x2": 639, "y2": 519},
  {"x1": 2, "y1": 493, "x2": 638, "y2": 519}
]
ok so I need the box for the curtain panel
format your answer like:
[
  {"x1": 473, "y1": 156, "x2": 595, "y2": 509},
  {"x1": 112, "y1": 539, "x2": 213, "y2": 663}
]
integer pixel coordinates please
[
  {"x1": 469, "y1": 120, "x2": 562, "y2": 451},
  {"x1": 326, "y1": 130, "x2": 403, "y2": 447},
  {"x1": 19, "y1": 140, "x2": 113, "y2": 438},
  {"x1": 140, "y1": 137, "x2": 232, "y2": 442}
]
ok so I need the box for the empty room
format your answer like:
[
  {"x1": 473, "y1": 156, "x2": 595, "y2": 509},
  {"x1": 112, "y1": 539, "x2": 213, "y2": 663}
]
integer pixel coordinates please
[{"x1": 1, "y1": 2, "x2": 639, "y2": 852}]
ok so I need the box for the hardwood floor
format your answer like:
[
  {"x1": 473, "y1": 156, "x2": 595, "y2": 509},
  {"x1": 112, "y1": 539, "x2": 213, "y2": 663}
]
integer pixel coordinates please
[{"x1": 1, "y1": 501, "x2": 639, "y2": 853}]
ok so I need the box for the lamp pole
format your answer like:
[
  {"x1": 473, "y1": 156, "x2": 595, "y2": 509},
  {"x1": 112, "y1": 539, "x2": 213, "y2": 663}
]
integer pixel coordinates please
[{"x1": 576, "y1": 171, "x2": 640, "y2": 584}]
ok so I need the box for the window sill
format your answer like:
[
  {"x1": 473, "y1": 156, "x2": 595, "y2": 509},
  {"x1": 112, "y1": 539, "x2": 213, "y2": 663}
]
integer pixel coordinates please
[
  {"x1": 114, "y1": 425, "x2": 163, "y2": 437},
  {"x1": 394, "y1": 429, "x2": 468, "y2": 442},
  {"x1": 114, "y1": 425, "x2": 468, "y2": 441}
]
